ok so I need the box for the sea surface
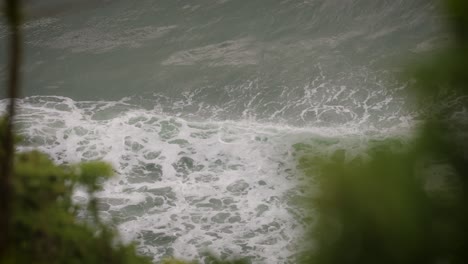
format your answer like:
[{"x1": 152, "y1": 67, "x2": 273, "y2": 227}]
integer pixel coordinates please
[{"x1": 0, "y1": 0, "x2": 444, "y2": 262}]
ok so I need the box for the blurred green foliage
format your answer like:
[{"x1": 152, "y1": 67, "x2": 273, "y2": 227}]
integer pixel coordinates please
[
  {"x1": 297, "y1": 0, "x2": 468, "y2": 263},
  {"x1": 161, "y1": 253, "x2": 249, "y2": 264},
  {"x1": 0, "y1": 120, "x2": 153, "y2": 264},
  {"x1": 0, "y1": 119, "x2": 248, "y2": 264}
]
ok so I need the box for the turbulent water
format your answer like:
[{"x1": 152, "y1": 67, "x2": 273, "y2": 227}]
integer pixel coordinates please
[{"x1": 0, "y1": 0, "x2": 444, "y2": 263}]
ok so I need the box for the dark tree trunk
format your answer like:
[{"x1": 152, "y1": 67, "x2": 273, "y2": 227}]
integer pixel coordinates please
[{"x1": 0, "y1": 0, "x2": 22, "y2": 256}]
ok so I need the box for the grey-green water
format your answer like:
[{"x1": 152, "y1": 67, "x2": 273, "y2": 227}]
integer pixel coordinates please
[
  {"x1": 0, "y1": 0, "x2": 444, "y2": 263},
  {"x1": 1, "y1": 0, "x2": 443, "y2": 125}
]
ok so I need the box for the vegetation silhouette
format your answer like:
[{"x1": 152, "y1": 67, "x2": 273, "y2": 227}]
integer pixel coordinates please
[
  {"x1": 297, "y1": 0, "x2": 468, "y2": 263},
  {"x1": 0, "y1": 1, "x2": 248, "y2": 263}
]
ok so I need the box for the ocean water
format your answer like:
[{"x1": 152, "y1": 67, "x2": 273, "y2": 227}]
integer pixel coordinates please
[{"x1": 0, "y1": 0, "x2": 443, "y2": 263}]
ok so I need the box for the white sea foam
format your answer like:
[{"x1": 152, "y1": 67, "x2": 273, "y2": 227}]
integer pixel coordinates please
[{"x1": 0, "y1": 96, "x2": 414, "y2": 263}]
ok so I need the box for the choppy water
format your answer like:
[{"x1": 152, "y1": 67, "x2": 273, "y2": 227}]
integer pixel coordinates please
[{"x1": 0, "y1": 0, "x2": 444, "y2": 263}]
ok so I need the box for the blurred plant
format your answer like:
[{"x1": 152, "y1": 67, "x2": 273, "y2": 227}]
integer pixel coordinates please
[
  {"x1": 0, "y1": 0, "x2": 252, "y2": 263},
  {"x1": 161, "y1": 253, "x2": 250, "y2": 264},
  {"x1": 0, "y1": 1, "x2": 149, "y2": 263},
  {"x1": 297, "y1": 0, "x2": 468, "y2": 263},
  {"x1": 0, "y1": 130, "x2": 153, "y2": 264}
]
